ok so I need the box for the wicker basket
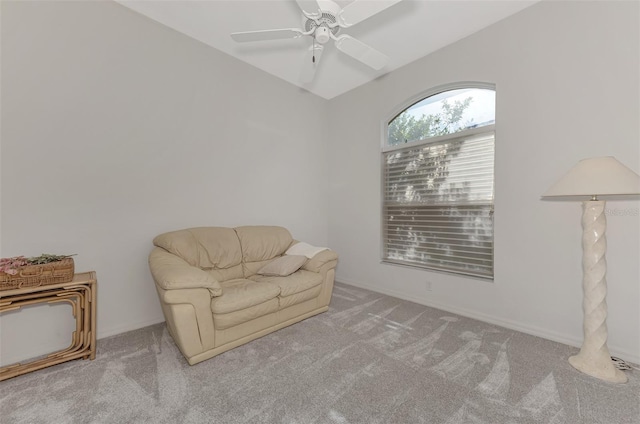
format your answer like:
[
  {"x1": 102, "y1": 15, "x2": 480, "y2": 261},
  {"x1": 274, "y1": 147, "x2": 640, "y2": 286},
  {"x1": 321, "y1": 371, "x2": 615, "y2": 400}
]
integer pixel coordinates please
[{"x1": 0, "y1": 258, "x2": 75, "y2": 291}]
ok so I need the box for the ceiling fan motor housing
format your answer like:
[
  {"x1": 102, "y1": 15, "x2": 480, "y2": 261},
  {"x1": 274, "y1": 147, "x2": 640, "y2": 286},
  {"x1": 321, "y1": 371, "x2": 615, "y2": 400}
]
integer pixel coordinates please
[{"x1": 303, "y1": 1, "x2": 341, "y2": 44}]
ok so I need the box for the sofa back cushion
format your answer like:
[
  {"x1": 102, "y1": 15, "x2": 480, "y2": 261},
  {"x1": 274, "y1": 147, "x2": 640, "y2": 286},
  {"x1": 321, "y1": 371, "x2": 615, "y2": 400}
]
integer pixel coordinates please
[
  {"x1": 235, "y1": 226, "x2": 293, "y2": 276},
  {"x1": 153, "y1": 227, "x2": 244, "y2": 282}
]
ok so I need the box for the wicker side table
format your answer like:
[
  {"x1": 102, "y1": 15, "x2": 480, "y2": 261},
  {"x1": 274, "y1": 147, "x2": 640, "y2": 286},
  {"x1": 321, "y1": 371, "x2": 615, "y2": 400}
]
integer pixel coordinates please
[{"x1": 0, "y1": 271, "x2": 97, "y2": 381}]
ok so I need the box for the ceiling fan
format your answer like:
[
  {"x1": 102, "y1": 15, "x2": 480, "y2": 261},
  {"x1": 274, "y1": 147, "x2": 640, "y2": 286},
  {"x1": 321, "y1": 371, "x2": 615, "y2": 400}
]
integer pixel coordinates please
[{"x1": 230, "y1": 0, "x2": 402, "y2": 83}]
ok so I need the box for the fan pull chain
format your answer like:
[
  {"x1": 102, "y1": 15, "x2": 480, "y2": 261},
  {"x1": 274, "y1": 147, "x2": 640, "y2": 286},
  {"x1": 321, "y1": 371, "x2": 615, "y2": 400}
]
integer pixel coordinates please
[{"x1": 312, "y1": 39, "x2": 316, "y2": 63}]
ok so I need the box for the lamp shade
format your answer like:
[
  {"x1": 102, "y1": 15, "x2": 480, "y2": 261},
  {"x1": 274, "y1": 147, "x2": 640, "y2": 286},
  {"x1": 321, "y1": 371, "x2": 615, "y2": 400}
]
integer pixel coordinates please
[{"x1": 543, "y1": 156, "x2": 640, "y2": 197}]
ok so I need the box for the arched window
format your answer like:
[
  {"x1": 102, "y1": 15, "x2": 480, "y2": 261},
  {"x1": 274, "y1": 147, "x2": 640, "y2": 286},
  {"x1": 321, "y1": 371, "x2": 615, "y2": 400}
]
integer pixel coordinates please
[{"x1": 382, "y1": 84, "x2": 495, "y2": 279}]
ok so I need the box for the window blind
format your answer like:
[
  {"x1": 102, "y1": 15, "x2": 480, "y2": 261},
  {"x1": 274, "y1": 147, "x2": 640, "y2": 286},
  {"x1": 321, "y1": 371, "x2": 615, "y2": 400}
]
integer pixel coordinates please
[{"x1": 382, "y1": 131, "x2": 495, "y2": 278}]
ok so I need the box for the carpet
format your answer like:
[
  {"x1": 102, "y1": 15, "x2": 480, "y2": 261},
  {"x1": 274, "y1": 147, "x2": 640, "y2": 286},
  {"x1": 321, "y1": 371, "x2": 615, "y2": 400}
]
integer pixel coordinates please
[{"x1": 1, "y1": 283, "x2": 638, "y2": 423}]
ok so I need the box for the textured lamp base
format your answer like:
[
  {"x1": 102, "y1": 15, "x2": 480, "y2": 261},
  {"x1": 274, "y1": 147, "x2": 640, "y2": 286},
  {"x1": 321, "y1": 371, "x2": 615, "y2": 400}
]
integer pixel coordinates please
[
  {"x1": 571, "y1": 200, "x2": 627, "y2": 384},
  {"x1": 569, "y1": 352, "x2": 626, "y2": 383}
]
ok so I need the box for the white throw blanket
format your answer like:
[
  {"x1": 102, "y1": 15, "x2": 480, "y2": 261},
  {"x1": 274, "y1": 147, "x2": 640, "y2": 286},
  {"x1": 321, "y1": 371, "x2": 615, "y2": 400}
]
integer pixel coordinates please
[{"x1": 285, "y1": 242, "x2": 328, "y2": 259}]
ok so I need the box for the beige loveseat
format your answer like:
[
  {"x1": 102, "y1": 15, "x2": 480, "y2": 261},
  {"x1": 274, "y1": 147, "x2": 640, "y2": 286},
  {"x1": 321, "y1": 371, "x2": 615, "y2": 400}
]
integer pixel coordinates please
[{"x1": 148, "y1": 226, "x2": 338, "y2": 365}]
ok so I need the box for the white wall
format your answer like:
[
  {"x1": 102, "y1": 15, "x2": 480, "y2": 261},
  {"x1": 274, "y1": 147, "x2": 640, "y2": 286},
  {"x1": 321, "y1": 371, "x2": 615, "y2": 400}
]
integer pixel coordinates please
[
  {"x1": 327, "y1": 1, "x2": 640, "y2": 362},
  {"x1": 0, "y1": 1, "x2": 329, "y2": 364}
]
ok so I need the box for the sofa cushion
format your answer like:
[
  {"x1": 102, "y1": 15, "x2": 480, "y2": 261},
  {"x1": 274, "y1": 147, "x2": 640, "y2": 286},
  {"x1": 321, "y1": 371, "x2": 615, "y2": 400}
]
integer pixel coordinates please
[
  {"x1": 257, "y1": 255, "x2": 307, "y2": 277},
  {"x1": 154, "y1": 227, "x2": 242, "y2": 270},
  {"x1": 213, "y1": 298, "x2": 279, "y2": 330},
  {"x1": 211, "y1": 279, "x2": 280, "y2": 315},
  {"x1": 205, "y1": 266, "x2": 244, "y2": 284},
  {"x1": 250, "y1": 270, "x2": 322, "y2": 297},
  {"x1": 279, "y1": 285, "x2": 322, "y2": 309},
  {"x1": 235, "y1": 226, "x2": 293, "y2": 263}
]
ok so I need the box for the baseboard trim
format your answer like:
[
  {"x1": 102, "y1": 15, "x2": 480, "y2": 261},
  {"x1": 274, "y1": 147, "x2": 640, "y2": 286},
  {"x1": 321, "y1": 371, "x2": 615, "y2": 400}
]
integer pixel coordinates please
[
  {"x1": 336, "y1": 277, "x2": 640, "y2": 365},
  {"x1": 97, "y1": 317, "x2": 166, "y2": 340}
]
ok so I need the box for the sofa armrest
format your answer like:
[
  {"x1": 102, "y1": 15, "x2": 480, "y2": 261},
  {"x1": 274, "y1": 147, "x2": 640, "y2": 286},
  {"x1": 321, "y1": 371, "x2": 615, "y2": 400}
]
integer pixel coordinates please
[
  {"x1": 149, "y1": 247, "x2": 223, "y2": 296},
  {"x1": 156, "y1": 285, "x2": 216, "y2": 355},
  {"x1": 302, "y1": 249, "x2": 338, "y2": 273}
]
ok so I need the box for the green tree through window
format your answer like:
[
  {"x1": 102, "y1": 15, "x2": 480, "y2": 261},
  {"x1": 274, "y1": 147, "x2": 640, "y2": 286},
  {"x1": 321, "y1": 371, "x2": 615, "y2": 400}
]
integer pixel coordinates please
[{"x1": 388, "y1": 97, "x2": 473, "y2": 145}]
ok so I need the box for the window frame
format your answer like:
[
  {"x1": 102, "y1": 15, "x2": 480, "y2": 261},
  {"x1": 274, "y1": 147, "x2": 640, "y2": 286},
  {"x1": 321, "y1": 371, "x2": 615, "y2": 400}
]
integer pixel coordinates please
[{"x1": 380, "y1": 82, "x2": 496, "y2": 280}]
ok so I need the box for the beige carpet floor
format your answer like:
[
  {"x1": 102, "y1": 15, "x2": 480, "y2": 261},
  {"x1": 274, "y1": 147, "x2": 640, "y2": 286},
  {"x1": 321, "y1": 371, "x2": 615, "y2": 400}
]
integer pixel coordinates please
[{"x1": 1, "y1": 282, "x2": 638, "y2": 423}]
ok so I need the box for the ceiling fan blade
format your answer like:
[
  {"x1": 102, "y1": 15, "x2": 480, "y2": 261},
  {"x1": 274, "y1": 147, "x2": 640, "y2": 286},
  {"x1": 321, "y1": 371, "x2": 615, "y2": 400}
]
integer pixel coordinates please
[
  {"x1": 300, "y1": 44, "x2": 324, "y2": 83},
  {"x1": 334, "y1": 35, "x2": 389, "y2": 70},
  {"x1": 231, "y1": 28, "x2": 304, "y2": 42},
  {"x1": 338, "y1": 0, "x2": 403, "y2": 27},
  {"x1": 295, "y1": 0, "x2": 320, "y2": 15}
]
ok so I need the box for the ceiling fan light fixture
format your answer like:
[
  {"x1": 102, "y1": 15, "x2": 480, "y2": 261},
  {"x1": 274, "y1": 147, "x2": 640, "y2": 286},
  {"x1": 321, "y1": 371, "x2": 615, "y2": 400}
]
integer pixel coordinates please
[{"x1": 315, "y1": 26, "x2": 331, "y2": 44}]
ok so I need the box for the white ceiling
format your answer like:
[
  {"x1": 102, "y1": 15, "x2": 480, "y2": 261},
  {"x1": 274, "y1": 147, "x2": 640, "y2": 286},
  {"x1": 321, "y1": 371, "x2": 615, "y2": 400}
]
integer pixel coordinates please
[{"x1": 117, "y1": 0, "x2": 538, "y2": 99}]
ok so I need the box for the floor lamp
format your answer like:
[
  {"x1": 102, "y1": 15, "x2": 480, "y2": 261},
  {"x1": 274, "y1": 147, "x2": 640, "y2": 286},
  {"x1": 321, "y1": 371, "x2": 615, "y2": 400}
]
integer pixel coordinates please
[{"x1": 543, "y1": 156, "x2": 640, "y2": 384}]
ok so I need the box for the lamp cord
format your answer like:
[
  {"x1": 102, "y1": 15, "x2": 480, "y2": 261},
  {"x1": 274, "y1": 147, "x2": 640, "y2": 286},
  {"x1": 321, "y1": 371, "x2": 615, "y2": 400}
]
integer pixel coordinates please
[{"x1": 611, "y1": 356, "x2": 638, "y2": 371}]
